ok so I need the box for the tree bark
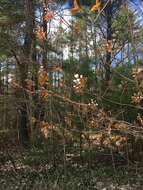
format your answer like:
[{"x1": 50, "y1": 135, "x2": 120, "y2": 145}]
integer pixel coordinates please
[
  {"x1": 105, "y1": 1, "x2": 112, "y2": 82},
  {"x1": 35, "y1": 1, "x2": 48, "y2": 123},
  {"x1": 18, "y1": 0, "x2": 35, "y2": 147},
  {"x1": 43, "y1": 2, "x2": 48, "y2": 70}
]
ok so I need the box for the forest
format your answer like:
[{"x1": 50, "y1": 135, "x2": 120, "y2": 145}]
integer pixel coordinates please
[{"x1": 1, "y1": 0, "x2": 143, "y2": 189}]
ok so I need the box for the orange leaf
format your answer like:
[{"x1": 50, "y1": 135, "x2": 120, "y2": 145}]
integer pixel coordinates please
[
  {"x1": 38, "y1": 66, "x2": 49, "y2": 87},
  {"x1": 43, "y1": 11, "x2": 54, "y2": 22},
  {"x1": 69, "y1": 0, "x2": 81, "y2": 15},
  {"x1": 106, "y1": 40, "x2": 113, "y2": 53},
  {"x1": 36, "y1": 28, "x2": 46, "y2": 41},
  {"x1": 91, "y1": 0, "x2": 101, "y2": 12},
  {"x1": 74, "y1": 22, "x2": 81, "y2": 34}
]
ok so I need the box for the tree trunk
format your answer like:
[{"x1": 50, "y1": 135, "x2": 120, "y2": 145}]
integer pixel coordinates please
[
  {"x1": 35, "y1": 3, "x2": 48, "y2": 123},
  {"x1": 18, "y1": 0, "x2": 35, "y2": 147},
  {"x1": 105, "y1": 1, "x2": 112, "y2": 82},
  {"x1": 0, "y1": 62, "x2": 3, "y2": 95},
  {"x1": 43, "y1": 2, "x2": 48, "y2": 70}
]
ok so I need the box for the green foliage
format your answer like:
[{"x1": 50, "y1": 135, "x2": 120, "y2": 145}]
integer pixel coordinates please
[
  {"x1": 0, "y1": 0, "x2": 24, "y2": 26},
  {"x1": 101, "y1": 65, "x2": 139, "y2": 122},
  {"x1": 112, "y1": 7, "x2": 137, "y2": 43}
]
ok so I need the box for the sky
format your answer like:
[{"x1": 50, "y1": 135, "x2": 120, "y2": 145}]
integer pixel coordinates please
[{"x1": 130, "y1": 0, "x2": 143, "y2": 21}]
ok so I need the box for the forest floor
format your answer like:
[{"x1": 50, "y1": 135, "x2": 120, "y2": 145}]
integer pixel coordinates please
[{"x1": 0, "y1": 147, "x2": 143, "y2": 190}]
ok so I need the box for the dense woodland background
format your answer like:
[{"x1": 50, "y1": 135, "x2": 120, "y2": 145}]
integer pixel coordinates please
[{"x1": 1, "y1": 0, "x2": 143, "y2": 189}]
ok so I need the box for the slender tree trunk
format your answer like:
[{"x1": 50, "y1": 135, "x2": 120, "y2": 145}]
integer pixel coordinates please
[
  {"x1": 35, "y1": 2, "x2": 48, "y2": 123},
  {"x1": 105, "y1": 1, "x2": 112, "y2": 82},
  {"x1": 0, "y1": 62, "x2": 2, "y2": 94},
  {"x1": 85, "y1": 23, "x2": 89, "y2": 59},
  {"x1": 18, "y1": 0, "x2": 35, "y2": 147},
  {"x1": 43, "y1": 2, "x2": 48, "y2": 70}
]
